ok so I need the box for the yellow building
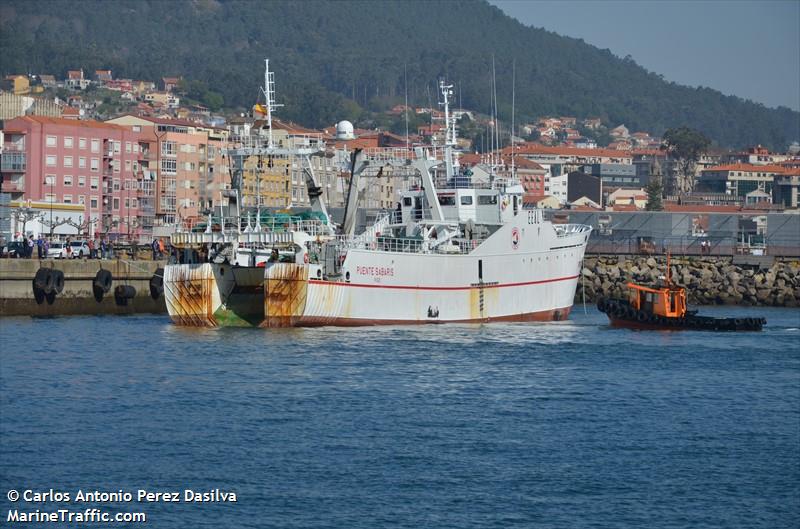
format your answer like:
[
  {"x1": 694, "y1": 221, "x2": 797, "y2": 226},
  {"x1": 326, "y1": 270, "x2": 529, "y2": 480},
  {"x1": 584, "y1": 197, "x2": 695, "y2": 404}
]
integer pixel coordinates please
[
  {"x1": 3, "y1": 75, "x2": 30, "y2": 95},
  {"x1": 240, "y1": 154, "x2": 291, "y2": 209}
]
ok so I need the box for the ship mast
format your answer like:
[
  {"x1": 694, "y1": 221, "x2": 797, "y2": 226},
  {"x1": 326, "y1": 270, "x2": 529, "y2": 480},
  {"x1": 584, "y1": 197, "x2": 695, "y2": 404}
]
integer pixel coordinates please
[
  {"x1": 439, "y1": 79, "x2": 459, "y2": 181},
  {"x1": 511, "y1": 59, "x2": 516, "y2": 180},
  {"x1": 261, "y1": 59, "x2": 283, "y2": 150},
  {"x1": 227, "y1": 59, "x2": 326, "y2": 226}
]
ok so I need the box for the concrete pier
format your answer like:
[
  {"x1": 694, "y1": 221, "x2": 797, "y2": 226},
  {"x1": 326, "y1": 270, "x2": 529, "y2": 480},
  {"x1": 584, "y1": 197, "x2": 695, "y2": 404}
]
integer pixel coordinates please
[{"x1": 0, "y1": 259, "x2": 167, "y2": 316}]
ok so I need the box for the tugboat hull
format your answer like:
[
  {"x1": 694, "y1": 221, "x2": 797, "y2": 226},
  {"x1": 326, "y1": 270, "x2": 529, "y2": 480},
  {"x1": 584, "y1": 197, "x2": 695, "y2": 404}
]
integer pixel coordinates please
[{"x1": 598, "y1": 298, "x2": 765, "y2": 332}]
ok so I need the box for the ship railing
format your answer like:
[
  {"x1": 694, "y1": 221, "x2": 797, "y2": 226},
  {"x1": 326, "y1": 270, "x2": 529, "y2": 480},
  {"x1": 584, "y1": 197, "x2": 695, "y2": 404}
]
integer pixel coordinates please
[
  {"x1": 553, "y1": 223, "x2": 593, "y2": 237},
  {"x1": 361, "y1": 147, "x2": 420, "y2": 164},
  {"x1": 455, "y1": 237, "x2": 487, "y2": 254},
  {"x1": 291, "y1": 220, "x2": 332, "y2": 237},
  {"x1": 336, "y1": 234, "x2": 429, "y2": 254},
  {"x1": 335, "y1": 233, "x2": 488, "y2": 255},
  {"x1": 435, "y1": 177, "x2": 522, "y2": 191},
  {"x1": 227, "y1": 134, "x2": 326, "y2": 152},
  {"x1": 171, "y1": 230, "x2": 294, "y2": 247},
  {"x1": 353, "y1": 212, "x2": 397, "y2": 244}
]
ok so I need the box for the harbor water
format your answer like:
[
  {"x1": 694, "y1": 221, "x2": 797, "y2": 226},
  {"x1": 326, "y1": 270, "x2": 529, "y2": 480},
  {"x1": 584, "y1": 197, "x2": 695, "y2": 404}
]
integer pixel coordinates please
[{"x1": 1, "y1": 306, "x2": 799, "y2": 528}]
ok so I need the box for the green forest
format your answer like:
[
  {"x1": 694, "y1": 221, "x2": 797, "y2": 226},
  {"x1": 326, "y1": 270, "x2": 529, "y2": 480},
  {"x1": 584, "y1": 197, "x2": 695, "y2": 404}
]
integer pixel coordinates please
[{"x1": 1, "y1": 0, "x2": 797, "y2": 150}]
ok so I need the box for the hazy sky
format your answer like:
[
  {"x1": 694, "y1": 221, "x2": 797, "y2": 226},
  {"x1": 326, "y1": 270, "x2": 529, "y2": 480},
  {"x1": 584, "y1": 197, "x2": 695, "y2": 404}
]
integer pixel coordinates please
[{"x1": 490, "y1": 0, "x2": 800, "y2": 111}]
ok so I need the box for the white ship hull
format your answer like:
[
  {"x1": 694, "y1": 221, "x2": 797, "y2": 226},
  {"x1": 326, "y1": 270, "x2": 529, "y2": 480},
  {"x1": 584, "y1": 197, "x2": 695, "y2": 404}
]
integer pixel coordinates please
[{"x1": 165, "y1": 214, "x2": 591, "y2": 327}]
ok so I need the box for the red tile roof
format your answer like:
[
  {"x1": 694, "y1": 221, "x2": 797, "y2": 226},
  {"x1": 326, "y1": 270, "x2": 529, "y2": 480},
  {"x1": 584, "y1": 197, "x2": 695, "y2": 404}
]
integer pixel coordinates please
[
  {"x1": 113, "y1": 114, "x2": 208, "y2": 129},
  {"x1": 272, "y1": 118, "x2": 321, "y2": 135},
  {"x1": 332, "y1": 137, "x2": 380, "y2": 150},
  {"x1": 523, "y1": 194, "x2": 556, "y2": 203},
  {"x1": 503, "y1": 155, "x2": 545, "y2": 171},
  {"x1": 631, "y1": 148, "x2": 663, "y2": 156},
  {"x1": 610, "y1": 203, "x2": 640, "y2": 212},
  {"x1": 458, "y1": 153, "x2": 482, "y2": 166},
  {"x1": 15, "y1": 115, "x2": 126, "y2": 130}
]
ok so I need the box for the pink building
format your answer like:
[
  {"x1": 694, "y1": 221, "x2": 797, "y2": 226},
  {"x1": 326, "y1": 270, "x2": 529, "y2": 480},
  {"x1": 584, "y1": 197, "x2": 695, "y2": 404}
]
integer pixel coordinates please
[{"x1": 1, "y1": 116, "x2": 147, "y2": 240}]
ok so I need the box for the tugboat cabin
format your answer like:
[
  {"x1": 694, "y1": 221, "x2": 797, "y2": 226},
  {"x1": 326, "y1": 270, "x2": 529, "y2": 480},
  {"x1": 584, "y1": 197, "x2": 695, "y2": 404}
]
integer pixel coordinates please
[{"x1": 626, "y1": 282, "x2": 686, "y2": 319}]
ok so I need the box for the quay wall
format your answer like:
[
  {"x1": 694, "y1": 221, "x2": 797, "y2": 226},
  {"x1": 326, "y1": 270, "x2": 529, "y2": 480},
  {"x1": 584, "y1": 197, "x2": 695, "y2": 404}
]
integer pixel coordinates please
[
  {"x1": 576, "y1": 255, "x2": 800, "y2": 307},
  {"x1": 3, "y1": 256, "x2": 797, "y2": 318},
  {"x1": 0, "y1": 259, "x2": 167, "y2": 317}
]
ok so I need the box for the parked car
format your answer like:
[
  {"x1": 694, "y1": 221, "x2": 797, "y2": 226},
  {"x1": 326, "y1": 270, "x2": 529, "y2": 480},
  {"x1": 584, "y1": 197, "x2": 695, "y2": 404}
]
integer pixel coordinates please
[
  {"x1": 5, "y1": 241, "x2": 27, "y2": 258},
  {"x1": 47, "y1": 242, "x2": 68, "y2": 259},
  {"x1": 68, "y1": 240, "x2": 90, "y2": 258}
]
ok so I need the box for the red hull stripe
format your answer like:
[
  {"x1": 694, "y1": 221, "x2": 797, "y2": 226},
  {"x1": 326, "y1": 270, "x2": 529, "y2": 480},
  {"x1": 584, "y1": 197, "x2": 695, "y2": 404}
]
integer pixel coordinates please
[
  {"x1": 263, "y1": 306, "x2": 573, "y2": 328},
  {"x1": 308, "y1": 274, "x2": 579, "y2": 291}
]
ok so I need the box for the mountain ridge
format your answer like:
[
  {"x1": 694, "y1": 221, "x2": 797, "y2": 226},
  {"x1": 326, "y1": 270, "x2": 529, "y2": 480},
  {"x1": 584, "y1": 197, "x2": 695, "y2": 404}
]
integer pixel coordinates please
[{"x1": 1, "y1": 0, "x2": 797, "y2": 149}]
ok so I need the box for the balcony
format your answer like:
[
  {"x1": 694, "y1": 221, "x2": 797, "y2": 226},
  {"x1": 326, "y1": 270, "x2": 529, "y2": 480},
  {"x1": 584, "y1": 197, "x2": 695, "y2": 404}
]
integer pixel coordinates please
[
  {"x1": 0, "y1": 179, "x2": 25, "y2": 193},
  {"x1": 1, "y1": 151, "x2": 27, "y2": 172}
]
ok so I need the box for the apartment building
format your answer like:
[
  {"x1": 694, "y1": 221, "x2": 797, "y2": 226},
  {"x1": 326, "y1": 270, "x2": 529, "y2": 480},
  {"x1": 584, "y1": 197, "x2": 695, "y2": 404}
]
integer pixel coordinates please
[
  {"x1": 699, "y1": 163, "x2": 786, "y2": 197},
  {"x1": 1, "y1": 115, "x2": 144, "y2": 239},
  {"x1": 239, "y1": 153, "x2": 291, "y2": 209},
  {"x1": 228, "y1": 119, "x2": 293, "y2": 209},
  {"x1": 726, "y1": 145, "x2": 792, "y2": 166},
  {"x1": 501, "y1": 144, "x2": 633, "y2": 204},
  {"x1": 106, "y1": 115, "x2": 229, "y2": 228}
]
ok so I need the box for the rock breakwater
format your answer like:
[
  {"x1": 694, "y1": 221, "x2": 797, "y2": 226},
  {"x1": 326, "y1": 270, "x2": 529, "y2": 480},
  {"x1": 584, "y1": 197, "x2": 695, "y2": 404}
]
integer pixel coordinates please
[{"x1": 576, "y1": 256, "x2": 800, "y2": 307}]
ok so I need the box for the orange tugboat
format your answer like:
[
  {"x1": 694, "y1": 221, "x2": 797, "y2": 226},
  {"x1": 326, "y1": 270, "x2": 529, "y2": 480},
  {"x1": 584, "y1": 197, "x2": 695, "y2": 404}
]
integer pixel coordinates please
[{"x1": 597, "y1": 254, "x2": 765, "y2": 331}]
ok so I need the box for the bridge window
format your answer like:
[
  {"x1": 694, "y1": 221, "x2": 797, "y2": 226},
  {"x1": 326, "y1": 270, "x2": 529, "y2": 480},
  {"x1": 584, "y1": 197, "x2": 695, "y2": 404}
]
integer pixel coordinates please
[{"x1": 460, "y1": 196, "x2": 473, "y2": 205}]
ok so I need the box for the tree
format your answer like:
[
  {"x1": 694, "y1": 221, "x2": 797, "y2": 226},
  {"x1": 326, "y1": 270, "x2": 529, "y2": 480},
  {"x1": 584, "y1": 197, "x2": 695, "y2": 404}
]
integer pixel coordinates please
[
  {"x1": 645, "y1": 174, "x2": 663, "y2": 211},
  {"x1": 662, "y1": 127, "x2": 711, "y2": 194},
  {"x1": 4, "y1": 0, "x2": 797, "y2": 148}
]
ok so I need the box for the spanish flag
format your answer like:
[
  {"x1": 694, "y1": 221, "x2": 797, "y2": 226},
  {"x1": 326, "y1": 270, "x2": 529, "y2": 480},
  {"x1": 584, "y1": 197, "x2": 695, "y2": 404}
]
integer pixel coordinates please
[{"x1": 253, "y1": 103, "x2": 268, "y2": 117}]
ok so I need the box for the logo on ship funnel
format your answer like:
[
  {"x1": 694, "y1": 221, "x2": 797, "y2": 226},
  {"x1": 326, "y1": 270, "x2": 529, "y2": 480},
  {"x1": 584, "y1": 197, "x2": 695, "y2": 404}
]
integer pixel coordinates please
[{"x1": 511, "y1": 227, "x2": 520, "y2": 250}]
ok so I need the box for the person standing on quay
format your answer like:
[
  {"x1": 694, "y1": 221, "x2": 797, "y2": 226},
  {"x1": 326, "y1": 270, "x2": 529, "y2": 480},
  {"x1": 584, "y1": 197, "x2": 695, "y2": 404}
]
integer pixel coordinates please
[{"x1": 36, "y1": 235, "x2": 44, "y2": 259}]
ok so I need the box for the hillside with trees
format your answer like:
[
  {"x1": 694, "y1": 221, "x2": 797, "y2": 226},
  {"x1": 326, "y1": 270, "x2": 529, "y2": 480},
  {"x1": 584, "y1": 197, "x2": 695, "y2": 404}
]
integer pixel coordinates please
[{"x1": 1, "y1": 0, "x2": 797, "y2": 149}]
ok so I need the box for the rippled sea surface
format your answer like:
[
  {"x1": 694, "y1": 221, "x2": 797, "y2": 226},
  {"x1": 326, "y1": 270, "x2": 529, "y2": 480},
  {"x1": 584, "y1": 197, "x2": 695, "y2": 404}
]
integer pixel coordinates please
[{"x1": 1, "y1": 306, "x2": 799, "y2": 528}]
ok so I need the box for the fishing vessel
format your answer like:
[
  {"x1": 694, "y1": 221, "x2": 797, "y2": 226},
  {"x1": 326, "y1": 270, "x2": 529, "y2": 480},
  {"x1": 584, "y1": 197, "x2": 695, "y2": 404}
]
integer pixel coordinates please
[{"x1": 163, "y1": 71, "x2": 592, "y2": 327}]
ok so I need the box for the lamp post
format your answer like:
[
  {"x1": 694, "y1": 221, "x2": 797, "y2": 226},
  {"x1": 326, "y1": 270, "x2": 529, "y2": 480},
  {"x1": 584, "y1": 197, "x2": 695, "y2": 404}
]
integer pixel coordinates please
[{"x1": 46, "y1": 174, "x2": 54, "y2": 238}]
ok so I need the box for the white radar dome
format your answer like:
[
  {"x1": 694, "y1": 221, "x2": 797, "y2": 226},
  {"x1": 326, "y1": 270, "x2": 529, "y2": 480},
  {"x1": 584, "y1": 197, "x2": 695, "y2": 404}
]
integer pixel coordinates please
[{"x1": 336, "y1": 120, "x2": 355, "y2": 140}]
